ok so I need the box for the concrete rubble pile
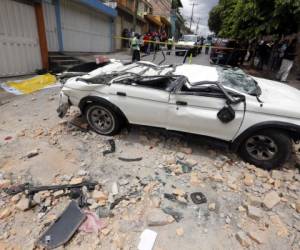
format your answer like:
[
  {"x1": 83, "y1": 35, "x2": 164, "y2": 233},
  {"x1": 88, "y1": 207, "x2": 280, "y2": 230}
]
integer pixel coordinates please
[{"x1": 0, "y1": 97, "x2": 300, "y2": 249}]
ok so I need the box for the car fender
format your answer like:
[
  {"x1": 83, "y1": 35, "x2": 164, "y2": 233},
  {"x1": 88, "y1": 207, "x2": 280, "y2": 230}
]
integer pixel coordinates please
[
  {"x1": 78, "y1": 96, "x2": 129, "y2": 124},
  {"x1": 231, "y1": 121, "x2": 300, "y2": 152}
]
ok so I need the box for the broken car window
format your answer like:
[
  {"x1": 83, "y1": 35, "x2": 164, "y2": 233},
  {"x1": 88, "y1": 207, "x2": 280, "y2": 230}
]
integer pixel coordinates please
[{"x1": 217, "y1": 67, "x2": 258, "y2": 95}]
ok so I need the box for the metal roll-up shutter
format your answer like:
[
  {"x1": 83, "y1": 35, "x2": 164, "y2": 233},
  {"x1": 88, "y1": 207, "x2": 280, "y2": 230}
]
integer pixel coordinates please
[
  {"x1": 0, "y1": 0, "x2": 42, "y2": 77},
  {"x1": 60, "y1": 0, "x2": 111, "y2": 52}
]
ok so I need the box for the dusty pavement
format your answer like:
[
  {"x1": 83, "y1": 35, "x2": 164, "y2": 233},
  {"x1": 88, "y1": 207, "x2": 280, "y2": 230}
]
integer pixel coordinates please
[{"x1": 0, "y1": 76, "x2": 300, "y2": 249}]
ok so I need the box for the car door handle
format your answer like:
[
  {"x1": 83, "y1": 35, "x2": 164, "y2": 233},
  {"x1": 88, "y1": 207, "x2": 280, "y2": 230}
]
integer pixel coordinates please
[
  {"x1": 176, "y1": 101, "x2": 187, "y2": 106},
  {"x1": 117, "y1": 92, "x2": 126, "y2": 96}
]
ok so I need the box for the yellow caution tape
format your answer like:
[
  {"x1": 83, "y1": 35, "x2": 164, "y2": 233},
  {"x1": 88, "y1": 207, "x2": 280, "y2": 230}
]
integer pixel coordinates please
[
  {"x1": 113, "y1": 36, "x2": 247, "y2": 51},
  {"x1": 6, "y1": 73, "x2": 57, "y2": 94}
]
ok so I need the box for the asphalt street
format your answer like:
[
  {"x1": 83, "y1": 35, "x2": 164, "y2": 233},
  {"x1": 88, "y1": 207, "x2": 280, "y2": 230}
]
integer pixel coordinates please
[{"x1": 104, "y1": 49, "x2": 211, "y2": 67}]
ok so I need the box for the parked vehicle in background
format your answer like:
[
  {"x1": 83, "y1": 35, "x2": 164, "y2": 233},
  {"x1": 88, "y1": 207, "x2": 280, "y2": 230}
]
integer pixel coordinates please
[
  {"x1": 175, "y1": 35, "x2": 200, "y2": 57},
  {"x1": 58, "y1": 59, "x2": 300, "y2": 170},
  {"x1": 210, "y1": 39, "x2": 238, "y2": 65}
]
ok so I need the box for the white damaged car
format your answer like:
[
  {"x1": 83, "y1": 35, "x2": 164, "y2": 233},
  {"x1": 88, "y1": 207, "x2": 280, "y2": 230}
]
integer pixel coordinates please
[{"x1": 57, "y1": 60, "x2": 300, "y2": 169}]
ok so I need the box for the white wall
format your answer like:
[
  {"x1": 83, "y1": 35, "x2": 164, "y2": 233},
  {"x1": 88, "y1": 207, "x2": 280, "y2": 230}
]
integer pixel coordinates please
[
  {"x1": 60, "y1": 0, "x2": 111, "y2": 52},
  {"x1": 0, "y1": 0, "x2": 42, "y2": 76}
]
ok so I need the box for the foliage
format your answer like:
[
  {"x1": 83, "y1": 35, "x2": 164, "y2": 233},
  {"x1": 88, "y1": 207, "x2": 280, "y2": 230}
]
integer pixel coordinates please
[{"x1": 208, "y1": 0, "x2": 300, "y2": 39}]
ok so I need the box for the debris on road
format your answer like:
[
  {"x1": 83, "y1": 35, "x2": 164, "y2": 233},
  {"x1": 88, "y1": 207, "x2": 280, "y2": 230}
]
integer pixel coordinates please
[
  {"x1": 37, "y1": 201, "x2": 86, "y2": 249},
  {"x1": 138, "y1": 229, "x2": 157, "y2": 250},
  {"x1": 118, "y1": 156, "x2": 143, "y2": 162},
  {"x1": 147, "y1": 208, "x2": 175, "y2": 226},
  {"x1": 26, "y1": 149, "x2": 39, "y2": 158},
  {"x1": 162, "y1": 207, "x2": 183, "y2": 222},
  {"x1": 79, "y1": 211, "x2": 106, "y2": 233},
  {"x1": 1, "y1": 89, "x2": 299, "y2": 250},
  {"x1": 190, "y1": 192, "x2": 207, "y2": 204},
  {"x1": 102, "y1": 139, "x2": 116, "y2": 156}
]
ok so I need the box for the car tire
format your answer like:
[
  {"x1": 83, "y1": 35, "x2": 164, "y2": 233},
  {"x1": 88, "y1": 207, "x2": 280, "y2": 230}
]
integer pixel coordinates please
[
  {"x1": 85, "y1": 104, "x2": 122, "y2": 136},
  {"x1": 239, "y1": 130, "x2": 292, "y2": 170}
]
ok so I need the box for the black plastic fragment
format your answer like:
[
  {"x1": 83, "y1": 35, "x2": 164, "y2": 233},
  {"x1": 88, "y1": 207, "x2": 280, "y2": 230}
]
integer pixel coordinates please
[
  {"x1": 164, "y1": 193, "x2": 177, "y2": 202},
  {"x1": 118, "y1": 157, "x2": 143, "y2": 162},
  {"x1": 103, "y1": 139, "x2": 116, "y2": 156},
  {"x1": 4, "y1": 183, "x2": 30, "y2": 195},
  {"x1": 190, "y1": 192, "x2": 207, "y2": 204},
  {"x1": 162, "y1": 207, "x2": 183, "y2": 222},
  {"x1": 37, "y1": 201, "x2": 86, "y2": 249}
]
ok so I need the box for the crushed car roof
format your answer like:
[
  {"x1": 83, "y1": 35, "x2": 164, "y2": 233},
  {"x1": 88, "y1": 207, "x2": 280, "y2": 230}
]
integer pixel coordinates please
[{"x1": 81, "y1": 60, "x2": 219, "y2": 84}]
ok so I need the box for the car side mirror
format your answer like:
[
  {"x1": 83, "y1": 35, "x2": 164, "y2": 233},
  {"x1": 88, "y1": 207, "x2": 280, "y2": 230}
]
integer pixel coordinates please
[{"x1": 217, "y1": 105, "x2": 235, "y2": 123}]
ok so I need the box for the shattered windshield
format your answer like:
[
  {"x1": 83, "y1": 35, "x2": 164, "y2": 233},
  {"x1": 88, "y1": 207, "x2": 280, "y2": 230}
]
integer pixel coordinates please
[{"x1": 217, "y1": 67, "x2": 258, "y2": 95}]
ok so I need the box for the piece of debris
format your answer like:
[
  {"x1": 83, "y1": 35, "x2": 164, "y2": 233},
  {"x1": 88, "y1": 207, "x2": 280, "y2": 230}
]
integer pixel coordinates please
[
  {"x1": 190, "y1": 192, "x2": 207, "y2": 204},
  {"x1": 102, "y1": 139, "x2": 115, "y2": 156},
  {"x1": 236, "y1": 231, "x2": 250, "y2": 247},
  {"x1": 111, "y1": 182, "x2": 119, "y2": 196},
  {"x1": 16, "y1": 196, "x2": 30, "y2": 211},
  {"x1": 244, "y1": 173, "x2": 254, "y2": 186},
  {"x1": 0, "y1": 179, "x2": 11, "y2": 189},
  {"x1": 26, "y1": 149, "x2": 39, "y2": 158},
  {"x1": 138, "y1": 229, "x2": 157, "y2": 250},
  {"x1": 92, "y1": 190, "x2": 108, "y2": 205},
  {"x1": 0, "y1": 208, "x2": 12, "y2": 219},
  {"x1": 118, "y1": 157, "x2": 143, "y2": 162},
  {"x1": 79, "y1": 211, "x2": 106, "y2": 233},
  {"x1": 4, "y1": 136, "x2": 12, "y2": 141},
  {"x1": 69, "y1": 116, "x2": 89, "y2": 132},
  {"x1": 247, "y1": 205, "x2": 262, "y2": 221},
  {"x1": 37, "y1": 201, "x2": 86, "y2": 249},
  {"x1": 147, "y1": 208, "x2": 175, "y2": 226},
  {"x1": 208, "y1": 203, "x2": 216, "y2": 211},
  {"x1": 262, "y1": 191, "x2": 281, "y2": 210},
  {"x1": 296, "y1": 200, "x2": 300, "y2": 213},
  {"x1": 162, "y1": 207, "x2": 184, "y2": 222},
  {"x1": 270, "y1": 214, "x2": 289, "y2": 237},
  {"x1": 176, "y1": 227, "x2": 184, "y2": 236},
  {"x1": 176, "y1": 159, "x2": 192, "y2": 173},
  {"x1": 247, "y1": 230, "x2": 265, "y2": 244}
]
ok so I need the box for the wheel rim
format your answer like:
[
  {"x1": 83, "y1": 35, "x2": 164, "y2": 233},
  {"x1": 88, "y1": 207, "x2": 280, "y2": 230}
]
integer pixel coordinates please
[
  {"x1": 245, "y1": 135, "x2": 278, "y2": 161},
  {"x1": 89, "y1": 106, "x2": 114, "y2": 134}
]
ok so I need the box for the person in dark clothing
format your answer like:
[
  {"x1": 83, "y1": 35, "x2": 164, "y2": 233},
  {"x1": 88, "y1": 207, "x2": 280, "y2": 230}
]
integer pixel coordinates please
[
  {"x1": 276, "y1": 38, "x2": 297, "y2": 82},
  {"x1": 199, "y1": 36, "x2": 204, "y2": 54}
]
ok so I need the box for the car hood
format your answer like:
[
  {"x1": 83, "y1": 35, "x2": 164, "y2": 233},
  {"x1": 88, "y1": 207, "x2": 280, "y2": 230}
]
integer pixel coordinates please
[
  {"x1": 176, "y1": 41, "x2": 195, "y2": 47},
  {"x1": 253, "y1": 76, "x2": 300, "y2": 119}
]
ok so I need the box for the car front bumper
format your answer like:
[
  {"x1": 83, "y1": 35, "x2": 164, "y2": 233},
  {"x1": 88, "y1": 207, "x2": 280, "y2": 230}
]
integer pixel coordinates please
[{"x1": 57, "y1": 92, "x2": 70, "y2": 118}]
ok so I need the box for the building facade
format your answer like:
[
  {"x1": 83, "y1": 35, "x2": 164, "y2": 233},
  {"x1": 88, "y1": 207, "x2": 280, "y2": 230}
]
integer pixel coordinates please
[{"x1": 0, "y1": 0, "x2": 117, "y2": 77}]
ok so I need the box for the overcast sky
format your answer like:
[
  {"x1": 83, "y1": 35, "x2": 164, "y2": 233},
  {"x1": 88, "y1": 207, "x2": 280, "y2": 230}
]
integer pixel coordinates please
[{"x1": 181, "y1": 0, "x2": 218, "y2": 36}]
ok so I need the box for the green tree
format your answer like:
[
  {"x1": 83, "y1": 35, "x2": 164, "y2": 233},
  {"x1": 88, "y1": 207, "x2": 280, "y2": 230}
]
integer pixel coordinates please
[{"x1": 208, "y1": 0, "x2": 300, "y2": 39}]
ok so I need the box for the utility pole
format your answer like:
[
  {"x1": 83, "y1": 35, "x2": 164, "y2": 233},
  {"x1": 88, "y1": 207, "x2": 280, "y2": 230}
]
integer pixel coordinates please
[
  {"x1": 189, "y1": 1, "x2": 200, "y2": 30},
  {"x1": 132, "y1": 0, "x2": 139, "y2": 33},
  {"x1": 195, "y1": 17, "x2": 201, "y2": 34}
]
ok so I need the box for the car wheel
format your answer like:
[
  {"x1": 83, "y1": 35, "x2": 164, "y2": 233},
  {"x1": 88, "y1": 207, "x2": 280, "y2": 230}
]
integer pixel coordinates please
[
  {"x1": 239, "y1": 130, "x2": 292, "y2": 170},
  {"x1": 85, "y1": 104, "x2": 121, "y2": 135}
]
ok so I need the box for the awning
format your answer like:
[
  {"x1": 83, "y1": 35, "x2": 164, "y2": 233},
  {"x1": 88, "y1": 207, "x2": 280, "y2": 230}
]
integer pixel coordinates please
[
  {"x1": 145, "y1": 15, "x2": 163, "y2": 27},
  {"x1": 160, "y1": 16, "x2": 171, "y2": 26}
]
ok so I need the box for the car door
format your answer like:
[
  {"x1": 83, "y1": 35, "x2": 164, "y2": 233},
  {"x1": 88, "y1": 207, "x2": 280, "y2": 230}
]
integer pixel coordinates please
[
  {"x1": 107, "y1": 82, "x2": 170, "y2": 128},
  {"x1": 167, "y1": 84, "x2": 245, "y2": 141}
]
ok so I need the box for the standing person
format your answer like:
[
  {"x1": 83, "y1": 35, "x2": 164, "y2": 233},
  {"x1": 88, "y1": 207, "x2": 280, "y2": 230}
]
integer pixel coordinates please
[
  {"x1": 167, "y1": 37, "x2": 173, "y2": 55},
  {"x1": 131, "y1": 33, "x2": 141, "y2": 62},
  {"x1": 276, "y1": 38, "x2": 297, "y2": 82},
  {"x1": 199, "y1": 36, "x2": 204, "y2": 54},
  {"x1": 205, "y1": 40, "x2": 210, "y2": 55}
]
